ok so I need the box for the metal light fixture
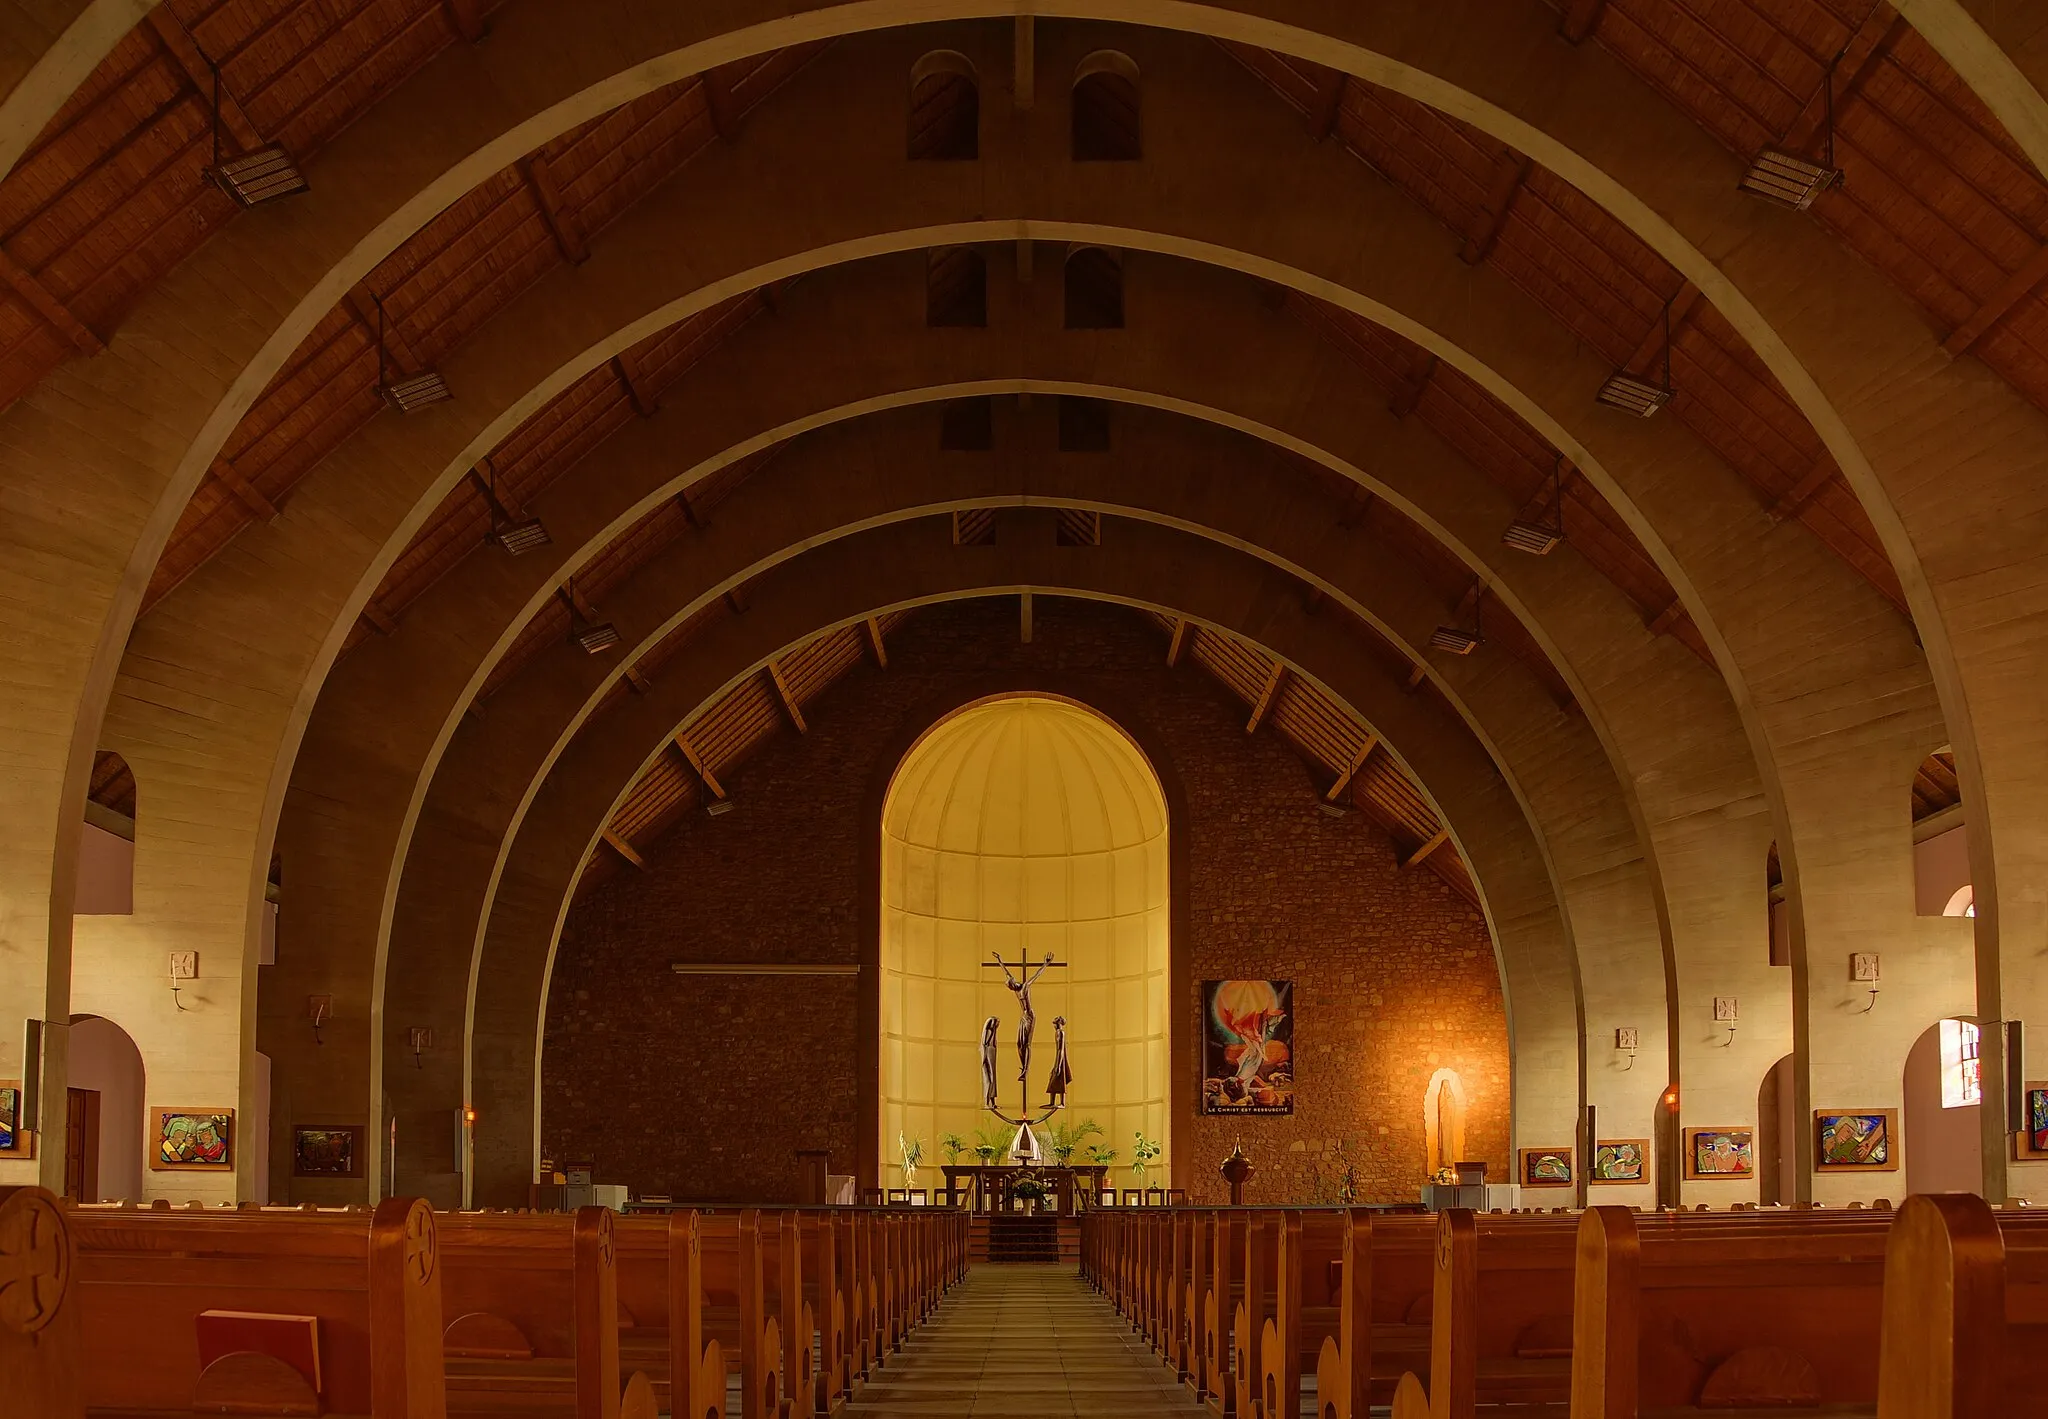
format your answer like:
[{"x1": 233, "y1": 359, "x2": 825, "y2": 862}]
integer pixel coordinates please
[
  {"x1": 1431, "y1": 587, "x2": 1484, "y2": 655},
  {"x1": 1739, "y1": 54, "x2": 1843, "y2": 211},
  {"x1": 1503, "y1": 456, "x2": 1567, "y2": 555},
  {"x1": 560, "y1": 582, "x2": 619, "y2": 654},
  {"x1": 372, "y1": 292, "x2": 451, "y2": 412},
  {"x1": 470, "y1": 462, "x2": 549, "y2": 555},
  {"x1": 308, "y1": 994, "x2": 333, "y2": 1046},
  {"x1": 203, "y1": 59, "x2": 307, "y2": 207},
  {"x1": 705, "y1": 798, "x2": 736, "y2": 817},
  {"x1": 1596, "y1": 299, "x2": 1674, "y2": 418}
]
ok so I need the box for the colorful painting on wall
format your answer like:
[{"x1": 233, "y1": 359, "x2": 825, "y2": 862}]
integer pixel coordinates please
[
  {"x1": 1682, "y1": 1126, "x2": 1754, "y2": 1180},
  {"x1": 1519, "y1": 1147, "x2": 1574, "y2": 1188},
  {"x1": 1815, "y1": 1109, "x2": 1899, "y2": 1172},
  {"x1": 1201, "y1": 980, "x2": 1293, "y2": 1115},
  {"x1": 1590, "y1": 1139, "x2": 1648, "y2": 1185},
  {"x1": 2024, "y1": 1083, "x2": 2048, "y2": 1159},
  {"x1": 0, "y1": 1081, "x2": 29, "y2": 1158},
  {"x1": 291, "y1": 1124, "x2": 363, "y2": 1178},
  {"x1": 152, "y1": 1107, "x2": 234, "y2": 1171}
]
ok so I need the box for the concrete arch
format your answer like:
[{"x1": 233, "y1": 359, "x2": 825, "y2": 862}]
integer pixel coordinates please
[
  {"x1": 271, "y1": 252, "x2": 1745, "y2": 1200},
  {"x1": 18, "y1": 23, "x2": 1969, "y2": 1198},
  {"x1": 360, "y1": 400, "x2": 1670, "y2": 1204},
  {"x1": 461, "y1": 515, "x2": 1582, "y2": 1204}
]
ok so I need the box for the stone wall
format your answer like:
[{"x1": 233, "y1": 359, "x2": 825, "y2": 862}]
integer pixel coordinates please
[{"x1": 541, "y1": 598, "x2": 1509, "y2": 1203}]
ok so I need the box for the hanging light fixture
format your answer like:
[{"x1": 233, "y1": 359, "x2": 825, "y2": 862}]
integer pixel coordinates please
[
  {"x1": 372, "y1": 291, "x2": 451, "y2": 412},
  {"x1": 1740, "y1": 53, "x2": 1844, "y2": 211},
  {"x1": 1596, "y1": 298, "x2": 1674, "y2": 418},
  {"x1": 203, "y1": 57, "x2": 307, "y2": 207},
  {"x1": 1502, "y1": 456, "x2": 1567, "y2": 555},
  {"x1": 560, "y1": 583, "x2": 620, "y2": 654},
  {"x1": 469, "y1": 461, "x2": 549, "y2": 555},
  {"x1": 1430, "y1": 586, "x2": 1485, "y2": 655}
]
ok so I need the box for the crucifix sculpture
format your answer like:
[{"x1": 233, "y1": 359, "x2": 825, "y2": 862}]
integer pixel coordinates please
[{"x1": 981, "y1": 950, "x2": 1070, "y2": 1154}]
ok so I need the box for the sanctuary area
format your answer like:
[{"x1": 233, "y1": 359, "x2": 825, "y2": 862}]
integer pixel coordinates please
[{"x1": 0, "y1": 2, "x2": 2045, "y2": 1415}]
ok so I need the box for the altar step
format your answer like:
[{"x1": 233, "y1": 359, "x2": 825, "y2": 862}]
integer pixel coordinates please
[{"x1": 970, "y1": 1213, "x2": 1078, "y2": 1264}]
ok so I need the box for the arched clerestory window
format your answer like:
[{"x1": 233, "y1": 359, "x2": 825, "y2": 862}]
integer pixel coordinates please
[
  {"x1": 909, "y1": 51, "x2": 979, "y2": 160},
  {"x1": 1072, "y1": 51, "x2": 1140, "y2": 161}
]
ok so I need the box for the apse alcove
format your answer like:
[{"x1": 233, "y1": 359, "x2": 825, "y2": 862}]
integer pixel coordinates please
[{"x1": 878, "y1": 695, "x2": 1170, "y2": 1187}]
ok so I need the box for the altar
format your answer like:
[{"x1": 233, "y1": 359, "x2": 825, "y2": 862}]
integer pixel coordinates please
[{"x1": 941, "y1": 1163, "x2": 1111, "y2": 1216}]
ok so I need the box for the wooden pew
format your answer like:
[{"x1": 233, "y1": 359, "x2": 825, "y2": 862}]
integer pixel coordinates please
[
  {"x1": 1, "y1": 1186, "x2": 82, "y2": 1419},
  {"x1": 70, "y1": 1196, "x2": 445, "y2": 1417},
  {"x1": 1570, "y1": 1205, "x2": 1896, "y2": 1417}
]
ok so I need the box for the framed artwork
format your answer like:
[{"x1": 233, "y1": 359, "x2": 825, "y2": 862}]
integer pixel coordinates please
[
  {"x1": 291, "y1": 1124, "x2": 363, "y2": 1178},
  {"x1": 0, "y1": 1081, "x2": 31, "y2": 1158},
  {"x1": 1518, "y1": 1147, "x2": 1574, "y2": 1188},
  {"x1": 2020, "y1": 1082, "x2": 2048, "y2": 1160},
  {"x1": 1815, "y1": 1109, "x2": 1899, "y2": 1172},
  {"x1": 1590, "y1": 1138, "x2": 1648, "y2": 1185},
  {"x1": 152, "y1": 1107, "x2": 234, "y2": 1171},
  {"x1": 1200, "y1": 980, "x2": 1293, "y2": 1115},
  {"x1": 1682, "y1": 1125, "x2": 1754, "y2": 1180}
]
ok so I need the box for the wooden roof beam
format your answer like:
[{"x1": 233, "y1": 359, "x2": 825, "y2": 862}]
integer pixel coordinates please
[
  {"x1": 1624, "y1": 282, "x2": 1701, "y2": 378},
  {"x1": 1768, "y1": 454, "x2": 1841, "y2": 523},
  {"x1": 765, "y1": 658, "x2": 808, "y2": 732},
  {"x1": 344, "y1": 286, "x2": 422, "y2": 378},
  {"x1": 1403, "y1": 826, "x2": 1451, "y2": 869},
  {"x1": 440, "y1": 0, "x2": 487, "y2": 44},
  {"x1": 1013, "y1": 16, "x2": 1035, "y2": 111},
  {"x1": 523, "y1": 154, "x2": 589, "y2": 265},
  {"x1": 673, "y1": 732, "x2": 726, "y2": 801},
  {"x1": 1325, "y1": 733, "x2": 1379, "y2": 802},
  {"x1": 864, "y1": 616, "x2": 889, "y2": 667},
  {"x1": 1245, "y1": 662, "x2": 1286, "y2": 733},
  {"x1": 614, "y1": 349, "x2": 658, "y2": 417},
  {"x1": 1943, "y1": 242, "x2": 2048, "y2": 357},
  {"x1": 210, "y1": 456, "x2": 281, "y2": 522},
  {"x1": 1557, "y1": 0, "x2": 1609, "y2": 44},
  {"x1": 1513, "y1": 459, "x2": 1574, "y2": 522},
  {"x1": 1388, "y1": 355, "x2": 1437, "y2": 417},
  {"x1": 1307, "y1": 68, "x2": 1346, "y2": 142},
  {"x1": 1460, "y1": 155, "x2": 1530, "y2": 266},
  {"x1": 1405, "y1": 661, "x2": 1428, "y2": 691},
  {"x1": 559, "y1": 581, "x2": 602, "y2": 622},
  {"x1": 358, "y1": 598, "x2": 397, "y2": 636},
  {"x1": 147, "y1": 9, "x2": 265, "y2": 152},
  {"x1": 1337, "y1": 486, "x2": 1375, "y2": 529},
  {"x1": 1644, "y1": 595, "x2": 1688, "y2": 638},
  {"x1": 1165, "y1": 617, "x2": 1191, "y2": 667},
  {"x1": 623, "y1": 665, "x2": 652, "y2": 694},
  {"x1": 0, "y1": 246, "x2": 102, "y2": 356},
  {"x1": 602, "y1": 829, "x2": 645, "y2": 870},
  {"x1": 1780, "y1": 3, "x2": 1899, "y2": 154},
  {"x1": 702, "y1": 71, "x2": 740, "y2": 142}
]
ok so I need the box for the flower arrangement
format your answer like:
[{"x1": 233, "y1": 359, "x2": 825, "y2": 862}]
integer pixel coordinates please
[
  {"x1": 1431, "y1": 1165, "x2": 1459, "y2": 1185},
  {"x1": 973, "y1": 1123, "x2": 1010, "y2": 1165},
  {"x1": 1010, "y1": 1171, "x2": 1049, "y2": 1210},
  {"x1": 1130, "y1": 1131, "x2": 1162, "y2": 1182},
  {"x1": 939, "y1": 1132, "x2": 966, "y2": 1165}
]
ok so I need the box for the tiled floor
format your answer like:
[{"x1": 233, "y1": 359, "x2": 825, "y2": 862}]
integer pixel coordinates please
[{"x1": 845, "y1": 1264, "x2": 1207, "y2": 1417}]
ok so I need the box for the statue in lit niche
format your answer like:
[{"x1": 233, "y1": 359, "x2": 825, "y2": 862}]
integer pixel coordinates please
[{"x1": 982, "y1": 950, "x2": 1069, "y2": 1159}]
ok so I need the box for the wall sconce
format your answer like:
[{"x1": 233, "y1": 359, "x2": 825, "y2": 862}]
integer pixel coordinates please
[
  {"x1": 1713, "y1": 996, "x2": 1739, "y2": 1047},
  {"x1": 1615, "y1": 1026, "x2": 1640, "y2": 1071},
  {"x1": 307, "y1": 995, "x2": 332, "y2": 1045},
  {"x1": 409, "y1": 1026, "x2": 433, "y2": 1069},
  {"x1": 169, "y1": 951, "x2": 198, "y2": 1011},
  {"x1": 1851, "y1": 952, "x2": 1881, "y2": 1013}
]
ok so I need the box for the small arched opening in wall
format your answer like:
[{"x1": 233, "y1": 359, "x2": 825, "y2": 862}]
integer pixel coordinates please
[
  {"x1": 1421, "y1": 1068, "x2": 1467, "y2": 1176},
  {"x1": 908, "y1": 50, "x2": 979, "y2": 161},
  {"x1": 1755, "y1": 1053, "x2": 1797, "y2": 1205},
  {"x1": 1902, "y1": 1018, "x2": 1985, "y2": 1195},
  {"x1": 1911, "y1": 747, "x2": 1971, "y2": 916},
  {"x1": 1062, "y1": 245, "x2": 1124, "y2": 329},
  {"x1": 79, "y1": 749, "x2": 136, "y2": 915},
  {"x1": 1071, "y1": 50, "x2": 1140, "y2": 161},
  {"x1": 63, "y1": 1014, "x2": 146, "y2": 1202},
  {"x1": 925, "y1": 246, "x2": 987, "y2": 328}
]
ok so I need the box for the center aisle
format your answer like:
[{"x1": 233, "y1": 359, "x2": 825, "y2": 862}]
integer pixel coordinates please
[{"x1": 846, "y1": 1263, "x2": 1209, "y2": 1418}]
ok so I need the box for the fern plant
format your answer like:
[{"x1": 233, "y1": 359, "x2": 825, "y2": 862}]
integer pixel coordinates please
[{"x1": 1041, "y1": 1116, "x2": 1104, "y2": 1165}]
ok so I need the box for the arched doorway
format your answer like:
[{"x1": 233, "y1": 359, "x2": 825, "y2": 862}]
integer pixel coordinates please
[
  {"x1": 878, "y1": 695, "x2": 1171, "y2": 1188},
  {"x1": 1756, "y1": 1054, "x2": 1797, "y2": 1205},
  {"x1": 66, "y1": 1014, "x2": 145, "y2": 1202},
  {"x1": 1903, "y1": 1019, "x2": 1984, "y2": 1194}
]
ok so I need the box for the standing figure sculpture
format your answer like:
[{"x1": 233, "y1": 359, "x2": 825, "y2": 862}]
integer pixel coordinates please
[
  {"x1": 993, "y1": 951, "x2": 1056, "y2": 1083},
  {"x1": 980, "y1": 1016, "x2": 1001, "y2": 1111},
  {"x1": 1045, "y1": 1015, "x2": 1072, "y2": 1106}
]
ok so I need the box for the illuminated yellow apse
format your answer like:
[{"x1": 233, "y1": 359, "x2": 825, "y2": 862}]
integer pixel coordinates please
[{"x1": 879, "y1": 696, "x2": 1170, "y2": 1187}]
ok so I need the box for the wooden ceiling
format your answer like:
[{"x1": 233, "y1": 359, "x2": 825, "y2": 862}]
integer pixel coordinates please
[
  {"x1": 14, "y1": 4, "x2": 2042, "y2": 817},
  {"x1": 573, "y1": 597, "x2": 1479, "y2": 904}
]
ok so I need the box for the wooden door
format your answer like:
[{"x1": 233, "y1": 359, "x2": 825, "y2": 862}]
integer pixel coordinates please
[{"x1": 64, "y1": 1087, "x2": 100, "y2": 1202}]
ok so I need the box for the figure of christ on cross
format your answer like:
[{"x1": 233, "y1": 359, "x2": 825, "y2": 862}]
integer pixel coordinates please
[{"x1": 986, "y1": 950, "x2": 1065, "y2": 1116}]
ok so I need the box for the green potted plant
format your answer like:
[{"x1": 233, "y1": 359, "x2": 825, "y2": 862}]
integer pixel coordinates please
[
  {"x1": 973, "y1": 1123, "x2": 1009, "y2": 1166},
  {"x1": 1010, "y1": 1171, "x2": 1049, "y2": 1213},
  {"x1": 1042, "y1": 1116, "x2": 1103, "y2": 1167},
  {"x1": 899, "y1": 1132, "x2": 924, "y2": 1190},
  {"x1": 939, "y1": 1131, "x2": 966, "y2": 1166},
  {"x1": 1131, "y1": 1131, "x2": 1162, "y2": 1187}
]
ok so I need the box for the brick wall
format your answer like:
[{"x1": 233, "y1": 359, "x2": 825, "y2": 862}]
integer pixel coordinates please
[{"x1": 542, "y1": 598, "x2": 1509, "y2": 1203}]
